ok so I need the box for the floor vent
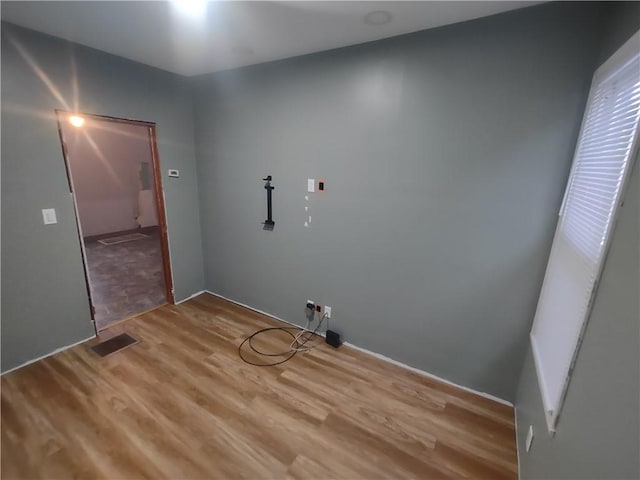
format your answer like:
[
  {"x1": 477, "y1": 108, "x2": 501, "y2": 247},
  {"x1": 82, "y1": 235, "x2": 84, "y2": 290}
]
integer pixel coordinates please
[
  {"x1": 90, "y1": 333, "x2": 138, "y2": 357},
  {"x1": 98, "y1": 233, "x2": 149, "y2": 246}
]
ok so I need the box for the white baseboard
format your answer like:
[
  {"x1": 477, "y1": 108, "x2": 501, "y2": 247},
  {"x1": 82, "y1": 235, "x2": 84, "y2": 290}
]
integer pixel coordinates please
[
  {"x1": 202, "y1": 290, "x2": 513, "y2": 407},
  {"x1": 1, "y1": 288, "x2": 207, "y2": 374},
  {"x1": 344, "y1": 341, "x2": 513, "y2": 407},
  {"x1": 175, "y1": 290, "x2": 207, "y2": 305},
  {"x1": 1, "y1": 334, "x2": 96, "y2": 376},
  {"x1": 205, "y1": 290, "x2": 310, "y2": 331}
]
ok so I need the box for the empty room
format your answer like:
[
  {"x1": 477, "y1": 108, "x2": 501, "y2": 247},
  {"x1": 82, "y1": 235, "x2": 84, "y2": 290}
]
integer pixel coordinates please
[{"x1": 1, "y1": 2, "x2": 638, "y2": 479}]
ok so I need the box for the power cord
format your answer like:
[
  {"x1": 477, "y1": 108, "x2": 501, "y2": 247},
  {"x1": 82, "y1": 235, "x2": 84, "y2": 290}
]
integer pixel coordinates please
[
  {"x1": 289, "y1": 312, "x2": 327, "y2": 352},
  {"x1": 238, "y1": 311, "x2": 328, "y2": 366}
]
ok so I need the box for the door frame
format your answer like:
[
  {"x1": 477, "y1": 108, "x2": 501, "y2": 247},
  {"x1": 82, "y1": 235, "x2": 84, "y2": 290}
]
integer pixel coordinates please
[{"x1": 55, "y1": 110, "x2": 175, "y2": 332}]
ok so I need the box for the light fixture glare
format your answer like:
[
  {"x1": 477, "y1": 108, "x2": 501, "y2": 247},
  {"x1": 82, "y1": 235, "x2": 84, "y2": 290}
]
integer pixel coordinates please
[
  {"x1": 69, "y1": 115, "x2": 85, "y2": 127},
  {"x1": 171, "y1": 0, "x2": 207, "y2": 17}
]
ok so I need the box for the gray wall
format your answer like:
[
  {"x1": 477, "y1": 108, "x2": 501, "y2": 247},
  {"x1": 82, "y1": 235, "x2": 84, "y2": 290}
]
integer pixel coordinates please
[
  {"x1": 1, "y1": 23, "x2": 204, "y2": 372},
  {"x1": 515, "y1": 159, "x2": 639, "y2": 480},
  {"x1": 515, "y1": 3, "x2": 640, "y2": 478},
  {"x1": 192, "y1": 2, "x2": 608, "y2": 401}
]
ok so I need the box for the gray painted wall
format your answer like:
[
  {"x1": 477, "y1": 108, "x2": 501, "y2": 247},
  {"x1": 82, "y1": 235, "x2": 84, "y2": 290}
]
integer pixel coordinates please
[
  {"x1": 515, "y1": 3, "x2": 640, "y2": 478},
  {"x1": 515, "y1": 158, "x2": 639, "y2": 480},
  {"x1": 1, "y1": 23, "x2": 204, "y2": 372},
  {"x1": 192, "y1": 2, "x2": 608, "y2": 401}
]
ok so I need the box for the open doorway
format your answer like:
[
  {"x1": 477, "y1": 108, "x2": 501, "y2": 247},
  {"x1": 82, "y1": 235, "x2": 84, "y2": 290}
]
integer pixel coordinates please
[{"x1": 56, "y1": 110, "x2": 174, "y2": 331}]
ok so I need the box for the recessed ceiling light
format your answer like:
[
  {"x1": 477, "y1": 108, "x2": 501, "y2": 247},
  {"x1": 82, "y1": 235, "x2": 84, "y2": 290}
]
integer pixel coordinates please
[
  {"x1": 69, "y1": 115, "x2": 85, "y2": 127},
  {"x1": 171, "y1": 0, "x2": 207, "y2": 18},
  {"x1": 364, "y1": 10, "x2": 393, "y2": 26}
]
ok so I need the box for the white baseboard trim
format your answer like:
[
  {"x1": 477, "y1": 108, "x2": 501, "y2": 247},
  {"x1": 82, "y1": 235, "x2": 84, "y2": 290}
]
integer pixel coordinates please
[
  {"x1": 204, "y1": 290, "x2": 311, "y2": 331},
  {"x1": 1, "y1": 334, "x2": 97, "y2": 376},
  {"x1": 344, "y1": 341, "x2": 513, "y2": 407},
  {"x1": 175, "y1": 290, "x2": 207, "y2": 305},
  {"x1": 203, "y1": 290, "x2": 513, "y2": 407}
]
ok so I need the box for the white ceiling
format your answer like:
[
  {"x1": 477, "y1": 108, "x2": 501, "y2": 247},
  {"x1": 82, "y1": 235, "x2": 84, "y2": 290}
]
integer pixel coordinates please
[{"x1": 1, "y1": 1, "x2": 540, "y2": 76}]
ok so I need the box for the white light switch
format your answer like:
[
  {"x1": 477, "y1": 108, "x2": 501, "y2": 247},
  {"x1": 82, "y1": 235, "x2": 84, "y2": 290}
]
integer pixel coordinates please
[
  {"x1": 168, "y1": 169, "x2": 180, "y2": 178},
  {"x1": 307, "y1": 178, "x2": 315, "y2": 193},
  {"x1": 42, "y1": 208, "x2": 57, "y2": 225}
]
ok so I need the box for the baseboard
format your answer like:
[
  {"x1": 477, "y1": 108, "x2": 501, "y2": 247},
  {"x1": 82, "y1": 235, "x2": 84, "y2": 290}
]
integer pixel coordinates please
[
  {"x1": 1, "y1": 334, "x2": 97, "y2": 376},
  {"x1": 2, "y1": 289, "x2": 203, "y2": 374},
  {"x1": 175, "y1": 290, "x2": 207, "y2": 304},
  {"x1": 83, "y1": 226, "x2": 159, "y2": 243},
  {"x1": 203, "y1": 290, "x2": 513, "y2": 407},
  {"x1": 344, "y1": 341, "x2": 513, "y2": 407},
  {"x1": 205, "y1": 290, "x2": 312, "y2": 331}
]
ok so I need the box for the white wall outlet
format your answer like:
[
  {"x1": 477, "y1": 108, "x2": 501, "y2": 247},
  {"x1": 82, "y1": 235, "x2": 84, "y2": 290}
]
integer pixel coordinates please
[
  {"x1": 307, "y1": 178, "x2": 315, "y2": 193},
  {"x1": 324, "y1": 306, "x2": 332, "y2": 318},
  {"x1": 525, "y1": 425, "x2": 534, "y2": 453},
  {"x1": 168, "y1": 169, "x2": 180, "y2": 178},
  {"x1": 42, "y1": 208, "x2": 57, "y2": 225}
]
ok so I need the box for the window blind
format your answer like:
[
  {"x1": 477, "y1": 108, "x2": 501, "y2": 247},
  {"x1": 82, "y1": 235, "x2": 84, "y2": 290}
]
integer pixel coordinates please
[{"x1": 530, "y1": 31, "x2": 640, "y2": 434}]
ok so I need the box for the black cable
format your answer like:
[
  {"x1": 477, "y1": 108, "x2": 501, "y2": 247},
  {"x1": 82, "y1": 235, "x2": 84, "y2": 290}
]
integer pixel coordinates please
[
  {"x1": 248, "y1": 327, "x2": 300, "y2": 357},
  {"x1": 238, "y1": 313, "x2": 326, "y2": 367},
  {"x1": 238, "y1": 327, "x2": 299, "y2": 367}
]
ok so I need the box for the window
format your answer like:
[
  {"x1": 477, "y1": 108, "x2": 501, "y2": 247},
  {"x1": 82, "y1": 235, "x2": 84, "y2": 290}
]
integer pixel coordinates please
[{"x1": 530, "y1": 30, "x2": 640, "y2": 434}]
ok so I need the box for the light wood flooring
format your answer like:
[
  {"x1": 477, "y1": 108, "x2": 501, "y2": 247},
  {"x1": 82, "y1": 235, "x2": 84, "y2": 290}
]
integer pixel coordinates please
[{"x1": 1, "y1": 294, "x2": 518, "y2": 479}]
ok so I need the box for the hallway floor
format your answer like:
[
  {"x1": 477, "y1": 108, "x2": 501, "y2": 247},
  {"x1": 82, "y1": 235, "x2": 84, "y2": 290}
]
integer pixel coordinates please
[{"x1": 84, "y1": 228, "x2": 167, "y2": 329}]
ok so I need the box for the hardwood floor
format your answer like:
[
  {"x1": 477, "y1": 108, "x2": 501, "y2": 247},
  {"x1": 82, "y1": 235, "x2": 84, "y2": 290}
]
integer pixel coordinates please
[{"x1": 1, "y1": 294, "x2": 518, "y2": 479}]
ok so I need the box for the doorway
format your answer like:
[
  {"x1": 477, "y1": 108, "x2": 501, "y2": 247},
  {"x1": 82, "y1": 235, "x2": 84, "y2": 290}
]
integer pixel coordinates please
[{"x1": 56, "y1": 110, "x2": 174, "y2": 331}]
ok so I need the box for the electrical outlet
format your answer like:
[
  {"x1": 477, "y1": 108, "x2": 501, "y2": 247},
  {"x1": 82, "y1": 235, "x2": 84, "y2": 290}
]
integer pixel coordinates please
[
  {"x1": 324, "y1": 306, "x2": 332, "y2": 318},
  {"x1": 525, "y1": 425, "x2": 534, "y2": 452}
]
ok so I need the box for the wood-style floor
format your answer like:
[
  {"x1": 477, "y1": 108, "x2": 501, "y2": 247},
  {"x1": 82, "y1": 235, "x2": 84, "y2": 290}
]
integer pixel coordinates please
[{"x1": 1, "y1": 294, "x2": 518, "y2": 479}]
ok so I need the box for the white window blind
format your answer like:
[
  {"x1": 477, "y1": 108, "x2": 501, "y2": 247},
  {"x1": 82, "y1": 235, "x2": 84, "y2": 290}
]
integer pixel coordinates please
[{"x1": 530, "y1": 30, "x2": 640, "y2": 434}]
